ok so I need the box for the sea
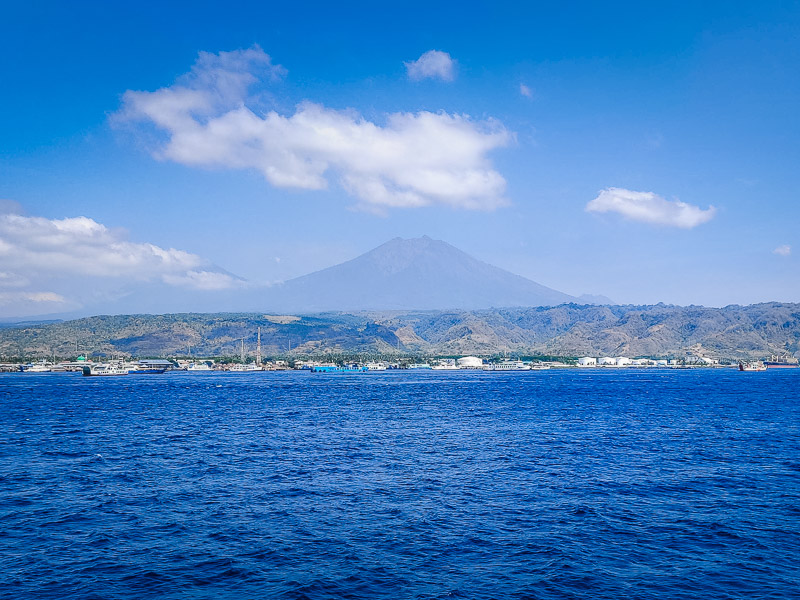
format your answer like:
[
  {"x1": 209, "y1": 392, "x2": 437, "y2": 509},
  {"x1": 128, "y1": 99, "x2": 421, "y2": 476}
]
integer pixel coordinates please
[{"x1": 1, "y1": 369, "x2": 798, "y2": 599}]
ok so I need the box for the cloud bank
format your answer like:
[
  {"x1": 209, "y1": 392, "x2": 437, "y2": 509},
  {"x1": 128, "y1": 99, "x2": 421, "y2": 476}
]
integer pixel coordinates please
[
  {"x1": 0, "y1": 211, "x2": 243, "y2": 314},
  {"x1": 405, "y1": 50, "x2": 456, "y2": 81},
  {"x1": 586, "y1": 187, "x2": 716, "y2": 229},
  {"x1": 773, "y1": 244, "x2": 791, "y2": 256},
  {"x1": 118, "y1": 47, "x2": 509, "y2": 211}
]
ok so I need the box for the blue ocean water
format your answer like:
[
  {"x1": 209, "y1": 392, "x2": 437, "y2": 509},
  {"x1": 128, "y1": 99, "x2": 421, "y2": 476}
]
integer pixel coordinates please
[{"x1": 0, "y1": 369, "x2": 798, "y2": 599}]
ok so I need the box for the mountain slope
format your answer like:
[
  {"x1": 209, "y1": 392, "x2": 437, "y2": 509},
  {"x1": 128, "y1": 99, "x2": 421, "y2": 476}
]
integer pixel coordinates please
[
  {"x1": 264, "y1": 236, "x2": 577, "y2": 311},
  {"x1": 1, "y1": 303, "x2": 798, "y2": 360}
]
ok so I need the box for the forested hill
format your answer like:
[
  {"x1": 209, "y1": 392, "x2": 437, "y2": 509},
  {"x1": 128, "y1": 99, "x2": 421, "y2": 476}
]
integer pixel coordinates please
[{"x1": 1, "y1": 303, "x2": 799, "y2": 360}]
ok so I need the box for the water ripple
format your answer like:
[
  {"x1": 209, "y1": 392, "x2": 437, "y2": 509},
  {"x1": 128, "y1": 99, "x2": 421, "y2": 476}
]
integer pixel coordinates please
[{"x1": 0, "y1": 369, "x2": 798, "y2": 599}]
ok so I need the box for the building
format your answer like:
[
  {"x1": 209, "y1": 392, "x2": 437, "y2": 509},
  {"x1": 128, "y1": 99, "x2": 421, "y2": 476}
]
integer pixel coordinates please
[{"x1": 577, "y1": 357, "x2": 597, "y2": 367}]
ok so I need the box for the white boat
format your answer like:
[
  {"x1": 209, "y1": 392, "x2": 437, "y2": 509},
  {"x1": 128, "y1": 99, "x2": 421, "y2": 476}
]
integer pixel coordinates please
[
  {"x1": 25, "y1": 361, "x2": 52, "y2": 373},
  {"x1": 484, "y1": 361, "x2": 531, "y2": 371},
  {"x1": 365, "y1": 362, "x2": 387, "y2": 371},
  {"x1": 228, "y1": 363, "x2": 263, "y2": 372},
  {"x1": 408, "y1": 363, "x2": 432, "y2": 369},
  {"x1": 739, "y1": 361, "x2": 767, "y2": 372},
  {"x1": 187, "y1": 362, "x2": 213, "y2": 371},
  {"x1": 432, "y1": 360, "x2": 459, "y2": 370},
  {"x1": 82, "y1": 362, "x2": 128, "y2": 376}
]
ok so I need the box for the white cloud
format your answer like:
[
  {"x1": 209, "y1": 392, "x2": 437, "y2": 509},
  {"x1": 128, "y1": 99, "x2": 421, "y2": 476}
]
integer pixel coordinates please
[
  {"x1": 118, "y1": 48, "x2": 509, "y2": 211},
  {"x1": 0, "y1": 213, "x2": 243, "y2": 295},
  {"x1": 519, "y1": 83, "x2": 533, "y2": 98},
  {"x1": 405, "y1": 50, "x2": 456, "y2": 81},
  {"x1": 773, "y1": 244, "x2": 791, "y2": 256},
  {"x1": 0, "y1": 291, "x2": 66, "y2": 308},
  {"x1": 586, "y1": 187, "x2": 716, "y2": 229},
  {"x1": 162, "y1": 270, "x2": 242, "y2": 290}
]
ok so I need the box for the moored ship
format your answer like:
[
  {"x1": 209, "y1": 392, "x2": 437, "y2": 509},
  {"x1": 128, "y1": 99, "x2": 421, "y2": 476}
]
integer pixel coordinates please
[
  {"x1": 187, "y1": 362, "x2": 213, "y2": 371},
  {"x1": 83, "y1": 362, "x2": 129, "y2": 376},
  {"x1": 24, "y1": 361, "x2": 53, "y2": 373},
  {"x1": 738, "y1": 361, "x2": 767, "y2": 372},
  {"x1": 484, "y1": 360, "x2": 531, "y2": 371},
  {"x1": 311, "y1": 365, "x2": 368, "y2": 373},
  {"x1": 764, "y1": 354, "x2": 799, "y2": 368},
  {"x1": 228, "y1": 363, "x2": 263, "y2": 372},
  {"x1": 127, "y1": 366, "x2": 166, "y2": 374}
]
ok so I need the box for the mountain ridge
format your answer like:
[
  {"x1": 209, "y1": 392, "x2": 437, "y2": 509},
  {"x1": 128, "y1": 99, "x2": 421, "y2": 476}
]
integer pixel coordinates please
[{"x1": 2, "y1": 302, "x2": 798, "y2": 360}]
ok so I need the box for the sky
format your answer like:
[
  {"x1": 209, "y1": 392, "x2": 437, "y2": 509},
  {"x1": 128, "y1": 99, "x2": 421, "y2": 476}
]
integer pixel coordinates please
[{"x1": 2, "y1": 0, "x2": 799, "y2": 317}]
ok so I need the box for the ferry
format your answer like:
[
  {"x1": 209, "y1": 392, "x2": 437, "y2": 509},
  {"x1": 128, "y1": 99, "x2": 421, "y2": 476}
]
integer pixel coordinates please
[
  {"x1": 738, "y1": 361, "x2": 767, "y2": 372},
  {"x1": 432, "y1": 360, "x2": 459, "y2": 370},
  {"x1": 764, "y1": 355, "x2": 799, "y2": 368},
  {"x1": 311, "y1": 365, "x2": 368, "y2": 373},
  {"x1": 364, "y1": 362, "x2": 388, "y2": 371},
  {"x1": 127, "y1": 366, "x2": 166, "y2": 374},
  {"x1": 484, "y1": 361, "x2": 531, "y2": 371},
  {"x1": 83, "y1": 362, "x2": 129, "y2": 376},
  {"x1": 407, "y1": 363, "x2": 432, "y2": 369},
  {"x1": 24, "y1": 361, "x2": 53, "y2": 373},
  {"x1": 228, "y1": 363, "x2": 263, "y2": 372},
  {"x1": 187, "y1": 362, "x2": 213, "y2": 371}
]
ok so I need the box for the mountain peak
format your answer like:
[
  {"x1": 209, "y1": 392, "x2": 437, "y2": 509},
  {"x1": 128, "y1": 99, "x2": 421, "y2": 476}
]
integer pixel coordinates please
[{"x1": 263, "y1": 237, "x2": 580, "y2": 312}]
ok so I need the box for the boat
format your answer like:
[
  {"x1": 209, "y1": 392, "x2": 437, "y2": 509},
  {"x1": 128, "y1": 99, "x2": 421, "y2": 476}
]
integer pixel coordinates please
[
  {"x1": 187, "y1": 362, "x2": 213, "y2": 371},
  {"x1": 738, "y1": 361, "x2": 767, "y2": 372},
  {"x1": 483, "y1": 361, "x2": 531, "y2": 371},
  {"x1": 432, "y1": 360, "x2": 459, "y2": 370},
  {"x1": 24, "y1": 361, "x2": 52, "y2": 373},
  {"x1": 407, "y1": 363, "x2": 432, "y2": 369},
  {"x1": 311, "y1": 365, "x2": 368, "y2": 373},
  {"x1": 127, "y1": 366, "x2": 166, "y2": 374},
  {"x1": 228, "y1": 363, "x2": 263, "y2": 372},
  {"x1": 365, "y1": 362, "x2": 387, "y2": 371},
  {"x1": 83, "y1": 362, "x2": 129, "y2": 376},
  {"x1": 764, "y1": 354, "x2": 799, "y2": 368}
]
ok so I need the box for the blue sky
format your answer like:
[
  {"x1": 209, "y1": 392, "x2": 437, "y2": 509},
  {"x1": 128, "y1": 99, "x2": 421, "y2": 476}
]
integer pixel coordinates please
[{"x1": 1, "y1": 1, "x2": 799, "y2": 316}]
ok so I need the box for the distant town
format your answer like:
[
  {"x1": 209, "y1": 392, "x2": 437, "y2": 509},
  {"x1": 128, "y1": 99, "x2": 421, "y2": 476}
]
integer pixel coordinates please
[{"x1": 4, "y1": 351, "x2": 798, "y2": 374}]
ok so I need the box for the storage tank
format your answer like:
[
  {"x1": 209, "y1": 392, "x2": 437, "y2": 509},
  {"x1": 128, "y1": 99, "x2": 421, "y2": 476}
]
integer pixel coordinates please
[{"x1": 456, "y1": 356, "x2": 484, "y2": 369}]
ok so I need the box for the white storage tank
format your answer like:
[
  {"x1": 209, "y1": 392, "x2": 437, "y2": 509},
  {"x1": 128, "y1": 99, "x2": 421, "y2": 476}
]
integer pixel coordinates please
[{"x1": 456, "y1": 356, "x2": 484, "y2": 369}]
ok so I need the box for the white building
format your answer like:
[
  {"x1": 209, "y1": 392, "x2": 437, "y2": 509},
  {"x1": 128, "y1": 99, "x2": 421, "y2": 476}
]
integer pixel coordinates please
[
  {"x1": 598, "y1": 357, "x2": 616, "y2": 366},
  {"x1": 578, "y1": 357, "x2": 597, "y2": 367},
  {"x1": 615, "y1": 357, "x2": 631, "y2": 366},
  {"x1": 686, "y1": 355, "x2": 719, "y2": 365}
]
